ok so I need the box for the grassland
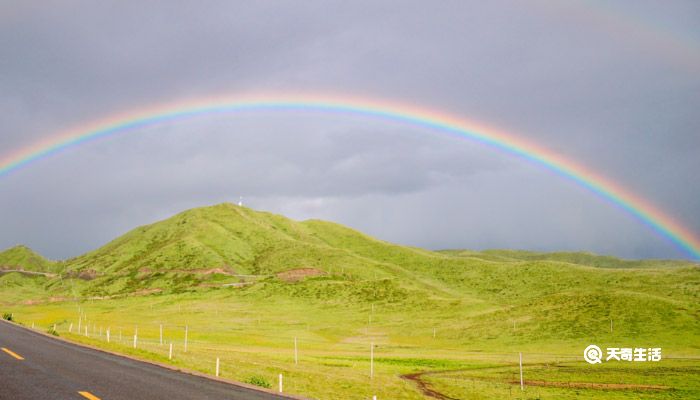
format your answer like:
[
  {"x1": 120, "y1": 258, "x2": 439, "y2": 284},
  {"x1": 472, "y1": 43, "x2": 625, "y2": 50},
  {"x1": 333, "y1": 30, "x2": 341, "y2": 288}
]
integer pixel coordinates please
[{"x1": 1, "y1": 203, "x2": 699, "y2": 399}]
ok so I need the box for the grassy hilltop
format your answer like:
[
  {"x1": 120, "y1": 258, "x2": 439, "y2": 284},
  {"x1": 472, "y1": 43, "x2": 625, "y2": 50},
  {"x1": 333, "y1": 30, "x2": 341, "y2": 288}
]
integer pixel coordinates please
[
  {"x1": 1, "y1": 203, "x2": 698, "y2": 399},
  {"x1": 0, "y1": 245, "x2": 57, "y2": 273}
]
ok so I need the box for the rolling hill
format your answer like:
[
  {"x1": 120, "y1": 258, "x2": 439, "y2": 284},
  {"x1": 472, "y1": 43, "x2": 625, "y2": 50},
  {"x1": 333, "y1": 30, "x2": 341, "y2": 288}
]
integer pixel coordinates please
[
  {"x1": 0, "y1": 245, "x2": 57, "y2": 273},
  {"x1": 1, "y1": 203, "x2": 699, "y2": 399}
]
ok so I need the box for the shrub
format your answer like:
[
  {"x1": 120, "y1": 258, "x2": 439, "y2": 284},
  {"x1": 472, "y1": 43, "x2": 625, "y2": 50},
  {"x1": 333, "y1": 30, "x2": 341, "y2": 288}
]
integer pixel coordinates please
[
  {"x1": 245, "y1": 375, "x2": 271, "y2": 389},
  {"x1": 2, "y1": 312, "x2": 12, "y2": 321}
]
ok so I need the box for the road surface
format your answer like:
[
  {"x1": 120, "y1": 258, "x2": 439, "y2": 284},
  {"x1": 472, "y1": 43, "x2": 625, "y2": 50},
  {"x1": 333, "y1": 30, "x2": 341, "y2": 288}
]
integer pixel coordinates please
[{"x1": 0, "y1": 320, "x2": 289, "y2": 400}]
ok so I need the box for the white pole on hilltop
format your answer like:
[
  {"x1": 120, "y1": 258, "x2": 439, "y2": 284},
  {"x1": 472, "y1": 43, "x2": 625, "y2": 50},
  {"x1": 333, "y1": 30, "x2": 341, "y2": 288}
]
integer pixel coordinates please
[
  {"x1": 169, "y1": 342, "x2": 173, "y2": 360},
  {"x1": 519, "y1": 352, "x2": 524, "y2": 391},
  {"x1": 160, "y1": 324, "x2": 163, "y2": 345},
  {"x1": 370, "y1": 342, "x2": 374, "y2": 379},
  {"x1": 216, "y1": 357, "x2": 220, "y2": 377},
  {"x1": 294, "y1": 337, "x2": 298, "y2": 365},
  {"x1": 184, "y1": 325, "x2": 188, "y2": 352}
]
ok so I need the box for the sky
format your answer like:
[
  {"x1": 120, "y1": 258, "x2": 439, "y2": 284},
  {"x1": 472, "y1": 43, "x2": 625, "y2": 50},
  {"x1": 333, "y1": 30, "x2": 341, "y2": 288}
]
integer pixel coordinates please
[{"x1": 1, "y1": 1, "x2": 698, "y2": 260}]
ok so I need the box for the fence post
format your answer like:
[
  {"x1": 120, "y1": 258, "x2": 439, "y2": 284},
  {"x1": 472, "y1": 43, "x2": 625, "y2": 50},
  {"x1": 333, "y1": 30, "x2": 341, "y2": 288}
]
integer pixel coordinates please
[
  {"x1": 184, "y1": 325, "x2": 188, "y2": 352},
  {"x1": 169, "y1": 342, "x2": 173, "y2": 360},
  {"x1": 216, "y1": 357, "x2": 220, "y2": 377},
  {"x1": 69, "y1": 323, "x2": 73, "y2": 333},
  {"x1": 370, "y1": 342, "x2": 374, "y2": 379},
  {"x1": 133, "y1": 326, "x2": 138, "y2": 349},
  {"x1": 107, "y1": 327, "x2": 110, "y2": 343},
  {"x1": 519, "y1": 352, "x2": 524, "y2": 391},
  {"x1": 279, "y1": 374, "x2": 283, "y2": 393}
]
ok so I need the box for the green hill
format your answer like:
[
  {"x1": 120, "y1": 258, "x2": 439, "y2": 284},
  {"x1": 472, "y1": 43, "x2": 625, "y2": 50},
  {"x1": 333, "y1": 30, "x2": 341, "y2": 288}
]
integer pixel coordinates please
[
  {"x1": 1, "y1": 203, "x2": 699, "y2": 399},
  {"x1": 0, "y1": 245, "x2": 56, "y2": 273},
  {"x1": 442, "y1": 249, "x2": 696, "y2": 269}
]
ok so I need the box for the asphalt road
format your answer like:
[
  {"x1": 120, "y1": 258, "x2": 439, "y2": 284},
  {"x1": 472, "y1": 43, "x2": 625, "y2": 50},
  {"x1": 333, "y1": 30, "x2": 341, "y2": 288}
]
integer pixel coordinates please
[{"x1": 0, "y1": 320, "x2": 289, "y2": 400}]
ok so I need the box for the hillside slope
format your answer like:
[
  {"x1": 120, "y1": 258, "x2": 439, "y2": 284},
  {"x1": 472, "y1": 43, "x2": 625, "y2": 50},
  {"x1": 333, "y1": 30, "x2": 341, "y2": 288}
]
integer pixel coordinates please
[
  {"x1": 0, "y1": 245, "x2": 56, "y2": 273},
  {"x1": 2, "y1": 203, "x2": 699, "y2": 349}
]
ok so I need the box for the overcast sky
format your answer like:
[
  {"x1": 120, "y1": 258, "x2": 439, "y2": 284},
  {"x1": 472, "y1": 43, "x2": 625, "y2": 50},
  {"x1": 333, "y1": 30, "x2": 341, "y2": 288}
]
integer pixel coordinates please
[{"x1": 1, "y1": 1, "x2": 698, "y2": 261}]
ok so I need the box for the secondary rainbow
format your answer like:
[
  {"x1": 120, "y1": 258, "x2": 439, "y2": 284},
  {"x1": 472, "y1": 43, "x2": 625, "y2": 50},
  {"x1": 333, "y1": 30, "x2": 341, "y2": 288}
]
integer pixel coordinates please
[{"x1": 1, "y1": 93, "x2": 698, "y2": 259}]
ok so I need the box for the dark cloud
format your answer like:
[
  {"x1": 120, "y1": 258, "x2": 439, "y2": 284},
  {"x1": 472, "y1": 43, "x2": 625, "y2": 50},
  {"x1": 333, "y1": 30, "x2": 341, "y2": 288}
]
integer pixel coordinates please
[{"x1": 0, "y1": 1, "x2": 698, "y2": 260}]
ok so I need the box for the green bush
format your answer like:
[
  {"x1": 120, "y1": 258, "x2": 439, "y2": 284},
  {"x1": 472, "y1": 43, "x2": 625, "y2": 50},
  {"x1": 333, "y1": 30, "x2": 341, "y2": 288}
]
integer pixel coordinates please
[
  {"x1": 244, "y1": 375, "x2": 271, "y2": 389},
  {"x1": 2, "y1": 312, "x2": 12, "y2": 321}
]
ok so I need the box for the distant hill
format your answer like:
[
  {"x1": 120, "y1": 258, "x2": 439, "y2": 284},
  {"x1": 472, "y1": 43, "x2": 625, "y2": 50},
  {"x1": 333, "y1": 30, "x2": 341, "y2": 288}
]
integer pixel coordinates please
[
  {"x1": 0, "y1": 245, "x2": 56, "y2": 273},
  {"x1": 439, "y1": 249, "x2": 696, "y2": 269}
]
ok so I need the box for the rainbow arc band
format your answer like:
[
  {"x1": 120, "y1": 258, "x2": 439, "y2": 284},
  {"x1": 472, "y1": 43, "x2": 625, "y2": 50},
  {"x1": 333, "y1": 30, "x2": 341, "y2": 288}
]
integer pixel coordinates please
[{"x1": 0, "y1": 94, "x2": 698, "y2": 259}]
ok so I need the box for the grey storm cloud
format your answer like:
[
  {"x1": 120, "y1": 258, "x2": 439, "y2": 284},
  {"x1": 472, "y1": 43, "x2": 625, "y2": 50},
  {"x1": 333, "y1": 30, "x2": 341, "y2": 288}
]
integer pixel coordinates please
[{"x1": 0, "y1": 0, "x2": 698, "y2": 260}]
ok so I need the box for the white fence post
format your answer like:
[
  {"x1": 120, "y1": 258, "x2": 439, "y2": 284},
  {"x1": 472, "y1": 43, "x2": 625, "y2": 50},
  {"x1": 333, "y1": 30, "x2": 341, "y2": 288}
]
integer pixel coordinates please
[
  {"x1": 519, "y1": 352, "x2": 524, "y2": 391},
  {"x1": 133, "y1": 326, "x2": 138, "y2": 349},
  {"x1": 279, "y1": 374, "x2": 283, "y2": 393},
  {"x1": 169, "y1": 342, "x2": 173, "y2": 360},
  {"x1": 107, "y1": 327, "x2": 110, "y2": 343},
  {"x1": 370, "y1": 342, "x2": 374, "y2": 379},
  {"x1": 69, "y1": 323, "x2": 73, "y2": 333},
  {"x1": 215, "y1": 357, "x2": 220, "y2": 377}
]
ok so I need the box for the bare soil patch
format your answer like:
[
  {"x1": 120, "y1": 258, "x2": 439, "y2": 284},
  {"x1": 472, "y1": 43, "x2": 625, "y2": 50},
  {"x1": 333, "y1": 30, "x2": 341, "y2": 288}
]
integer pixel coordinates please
[{"x1": 276, "y1": 268, "x2": 326, "y2": 282}]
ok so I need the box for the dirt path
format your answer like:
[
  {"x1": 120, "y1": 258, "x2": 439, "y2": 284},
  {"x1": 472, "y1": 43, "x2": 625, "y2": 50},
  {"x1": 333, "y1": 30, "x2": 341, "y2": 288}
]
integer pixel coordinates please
[
  {"x1": 401, "y1": 371, "x2": 459, "y2": 400},
  {"x1": 0, "y1": 269, "x2": 56, "y2": 278},
  {"x1": 401, "y1": 365, "x2": 670, "y2": 399}
]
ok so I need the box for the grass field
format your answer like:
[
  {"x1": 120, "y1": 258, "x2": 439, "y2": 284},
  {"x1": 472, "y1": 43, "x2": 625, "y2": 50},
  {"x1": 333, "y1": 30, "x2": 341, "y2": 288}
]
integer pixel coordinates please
[{"x1": 1, "y1": 203, "x2": 699, "y2": 399}]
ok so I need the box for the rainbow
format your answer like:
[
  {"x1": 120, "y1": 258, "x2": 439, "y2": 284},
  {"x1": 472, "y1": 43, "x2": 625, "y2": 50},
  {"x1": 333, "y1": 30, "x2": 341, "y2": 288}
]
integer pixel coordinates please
[{"x1": 1, "y1": 93, "x2": 698, "y2": 259}]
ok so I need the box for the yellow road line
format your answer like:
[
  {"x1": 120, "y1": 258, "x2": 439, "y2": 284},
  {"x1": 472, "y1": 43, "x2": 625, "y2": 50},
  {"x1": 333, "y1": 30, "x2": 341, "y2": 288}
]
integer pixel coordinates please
[
  {"x1": 1, "y1": 347, "x2": 24, "y2": 360},
  {"x1": 78, "y1": 391, "x2": 101, "y2": 400}
]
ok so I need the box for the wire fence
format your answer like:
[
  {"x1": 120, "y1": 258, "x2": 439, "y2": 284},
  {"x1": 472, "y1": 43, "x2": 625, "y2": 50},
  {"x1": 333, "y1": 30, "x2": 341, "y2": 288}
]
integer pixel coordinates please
[{"x1": 19, "y1": 315, "x2": 700, "y2": 400}]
